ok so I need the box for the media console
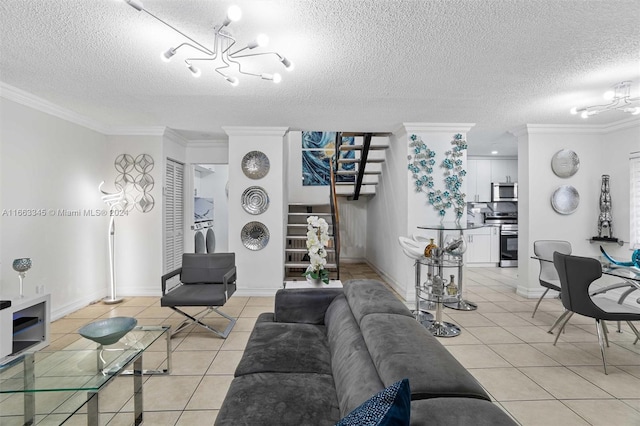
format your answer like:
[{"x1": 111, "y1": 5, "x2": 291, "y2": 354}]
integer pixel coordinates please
[{"x1": 0, "y1": 293, "x2": 50, "y2": 361}]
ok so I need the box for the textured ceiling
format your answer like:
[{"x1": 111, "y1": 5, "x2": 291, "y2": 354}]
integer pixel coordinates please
[{"x1": 1, "y1": 0, "x2": 639, "y2": 155}]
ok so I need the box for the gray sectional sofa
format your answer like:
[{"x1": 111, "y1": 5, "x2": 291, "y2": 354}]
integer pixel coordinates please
[{"x1": 216, "y1": 279, "x2": 517, "y2": 425}]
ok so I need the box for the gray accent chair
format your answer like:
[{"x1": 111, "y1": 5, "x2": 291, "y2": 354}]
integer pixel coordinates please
[
  {"x1": 553, "y1": 252, "x2": 640, "y2": 374},
  {"x1": 161, "y1": 253, "x2": 237, "y2": 338},
  {"x1": 532, "y1": 240, "x2": 571, "y2": 318}
]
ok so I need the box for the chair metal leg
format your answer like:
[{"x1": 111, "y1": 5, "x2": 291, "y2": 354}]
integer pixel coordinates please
[
  {"x1": 169, "y1": 306, "x2": 236, "y2": 338},
  {"x1": 626, "y1": 321, "x2": 640, "y2": 345},
  {"x1": 532, "y1": 288, "x2": 550, "y2": 318},
  {"x1": 601, "y1": 321, "x2": 610, "y2": 347},
  {"x1": 595, "y1": 319, "x2": 608, "y2": 375},
  {"x1": 549, "y1": 310, "x2": 572, "y2": 335},
  {"x1": 553, "y1": 311, "x2": 573, "y2": 346}
]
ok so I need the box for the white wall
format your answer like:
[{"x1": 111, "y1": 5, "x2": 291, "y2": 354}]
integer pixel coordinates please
[
  {"x1": 225, "y1": 127, "x2": 288, "y2": 295},
  {"x1": 366, "y1": 123, "x2": 474, "y2": 301},
  {"x1": 104, "y1": 134, "x2": 165, "y2": 296},
  {"x1": 516, "y1": 120, "x2": 640, "y2": 299},
  {"x1": 0, "y1": 98, "x2": 109, "y2": 318}
]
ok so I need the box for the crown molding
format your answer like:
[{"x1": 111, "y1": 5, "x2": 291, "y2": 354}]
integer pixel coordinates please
[
  {"x1": 0, "y1": 81, "x2": 109, "y2": 134},
  {"x1": 222, "y1": 126, "x2": 289, "y2": 137},
  {"x1": 187, "y1": 139, "x2": 228, "y2": 148},
  {"x1": 163, "y1": 128, "x2": 189, "y2": 146},
  {"x1": 107, "y1": 126, "x2": 167, "y2": 136},
  {"x1": 512, "y1": 118, "x2": 640, "y2": 136}
]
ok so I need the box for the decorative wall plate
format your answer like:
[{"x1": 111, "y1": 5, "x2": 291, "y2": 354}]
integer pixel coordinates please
[
  {"x1": 241, "y1": 151, "x2": 270, "y2": 179},
  {"x1": 114, "y1": 154, "x2": 135, "y2": 173},
  {"x1": 551, "y1": 149, "x2": 580, "y2": 178},
  {"x1": 551, "y1": 185, "x2": 580, "y2": 215},
  {"x1": 241, "y1": 221, "x2": 270, "y2": 250},
  {"x1": 241, "y1": 186, "x2": 270, "y2": 215},
  {"x1": 134, "y1": 154, "x2": 154, "y2": 173},
  {"x1": 134, "y1": 173, "x2": 154, "y2": 192},
  {"x1": 135, "y1": 193, "x2": 155, "y2": 213}
]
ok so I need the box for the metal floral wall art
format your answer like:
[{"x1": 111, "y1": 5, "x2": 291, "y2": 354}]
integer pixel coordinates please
[{"x1": 407, "y1": 133, "x2": 468, "y2": 220}]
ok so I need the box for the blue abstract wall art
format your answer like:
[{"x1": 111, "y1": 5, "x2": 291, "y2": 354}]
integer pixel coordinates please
[{"x1": 302, "y1": 131, "x2": 355, "y2": 186}]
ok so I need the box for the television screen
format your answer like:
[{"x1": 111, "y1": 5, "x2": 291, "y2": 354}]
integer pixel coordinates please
[{"x1": 194, "y1": 197, "x2": 214, "y2": 223}]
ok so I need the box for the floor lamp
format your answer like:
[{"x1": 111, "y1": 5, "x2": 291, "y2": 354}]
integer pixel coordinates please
[{"x1": 99, "y1": 181, "x2": 125, "y2": 304}]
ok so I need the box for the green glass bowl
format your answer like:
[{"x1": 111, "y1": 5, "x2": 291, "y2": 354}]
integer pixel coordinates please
[{"x1": 78, "y1": 317, "x2": 137, "y2": 346}]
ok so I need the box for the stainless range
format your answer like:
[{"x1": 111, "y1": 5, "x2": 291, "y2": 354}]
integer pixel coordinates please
[{"x1": 484, "y1": 211, "x2": 518, "y2": 268}]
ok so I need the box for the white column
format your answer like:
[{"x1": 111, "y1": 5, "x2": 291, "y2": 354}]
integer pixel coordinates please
[{"x1": 224, "y1": 127, "x2": 289, "y2": 296}]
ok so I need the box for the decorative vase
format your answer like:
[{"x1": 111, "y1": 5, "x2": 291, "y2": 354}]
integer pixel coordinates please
[
  {"x1": 306, "y1": 276, "x2": 324, "y2": 287},
  {"x1": 12, "y1": 258, "x2": 32, "y2": 298},
  {"x1": 424, "y1": 238, "x2": 437, "y2": 257}
]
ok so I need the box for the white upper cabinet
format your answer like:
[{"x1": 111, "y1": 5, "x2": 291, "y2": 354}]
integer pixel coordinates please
[
  {"x1": 467, "y1": 158, "x2": 517, "y2": 202},
  {"x1": 490, "y1": 159, "x2": 518, "y2": 184},
  {"x1": 466, "y1": 159, "x2": 492, "y2": 202}
]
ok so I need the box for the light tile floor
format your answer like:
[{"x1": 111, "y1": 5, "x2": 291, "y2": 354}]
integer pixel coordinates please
[{"x1": 7, "y1": 264, "x2": 640, "y2": 425}]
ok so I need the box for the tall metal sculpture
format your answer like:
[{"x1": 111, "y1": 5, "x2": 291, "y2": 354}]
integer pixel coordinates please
[{"x1": 597, "y1": 175, "x2": 614, "y2": 239}]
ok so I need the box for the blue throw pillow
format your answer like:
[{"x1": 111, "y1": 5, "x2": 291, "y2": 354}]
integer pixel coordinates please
[{"x1": 335, "y1": 378, "x2": 410, "y2": 426}]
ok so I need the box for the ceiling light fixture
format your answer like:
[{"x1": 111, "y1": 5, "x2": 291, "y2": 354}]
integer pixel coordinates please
[
  {"x1": 123, "y1": 0, "x2": 294, "y2": 86},
  {"x1": 570, "y1": 81, "x2": 640, "y2": 119}
]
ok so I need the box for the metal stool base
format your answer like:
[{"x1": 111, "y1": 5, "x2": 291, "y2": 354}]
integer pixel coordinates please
[
  {"x1": 411, "y1": 310, "x2": 435, "y2": 322},
  {"x1": 444, "y1": 299, "x2": 478, "y2": 311},
  {"x1": 419, "y1": 319, "x2": 461, "y2": 337}
]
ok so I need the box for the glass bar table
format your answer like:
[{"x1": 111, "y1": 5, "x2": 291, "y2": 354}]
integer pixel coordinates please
[
  {"x1": 0, "y1": 325, "x2": 171, "y2": 426},
  {"x1": 417, "y1": 222, "x2": 484, "y2": 312}
]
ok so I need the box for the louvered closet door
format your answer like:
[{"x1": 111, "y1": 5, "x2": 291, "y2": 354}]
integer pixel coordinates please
[{"x1": 164, "y1": 159, "x2": 185, "y2": 273}]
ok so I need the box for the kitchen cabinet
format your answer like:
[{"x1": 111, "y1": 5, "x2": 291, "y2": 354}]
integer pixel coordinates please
[
  {"x1": 467, "y1": 158, "x2": 517, "y2": 202},
  {"x1": 465, "y1": 226, "x2": 500, "y2": 265},
  {"x1": 466, "y1": 159, "x2": 492, "y2": 202},
  {"x1": 491, "y1": 159, "x2": 518, "y2": 184}
]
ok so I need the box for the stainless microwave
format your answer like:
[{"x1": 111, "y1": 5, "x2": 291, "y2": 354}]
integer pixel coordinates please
[{"x1": 491, "y1": 182, "x2": 518, "y2": 202}]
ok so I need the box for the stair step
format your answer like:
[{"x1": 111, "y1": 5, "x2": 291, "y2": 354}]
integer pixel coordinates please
[
  {"x1": 285, "y1": 262, "x2": 338, "y2": 269},
  {"x1": 335, "y1": 181, "x2": 378, "y2": 186},
  {"x1": 340, "y1": 132, "x2": 392, "y2": 138},
  {"x1": 337, "y1": 170, "x2": 382, "y2": 176},
  {"x1": 340, "y1": 144, "x2": 390, "y2": 151},
  {"x1": 288, "y1": 212, "x2": 332, "y2": 216},
  {"x1": 286, "y1": 248, "x2": 335, "y2": 253},
  {"x1": 338, "y1": 158, "x2": 385, "y2": 164}
]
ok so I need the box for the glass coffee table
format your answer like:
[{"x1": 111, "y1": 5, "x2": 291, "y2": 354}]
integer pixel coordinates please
[{"x1": 0, "y1": 325, "x2": 170, "y2": 426}]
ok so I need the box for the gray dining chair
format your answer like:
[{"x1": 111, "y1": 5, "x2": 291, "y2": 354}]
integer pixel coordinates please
[
  {"x1": 553, "y1": 252, "x2": 640, "y2": 374},
  {"x1": 532, "y1": 240, "x2": 571, "y2": 318}
]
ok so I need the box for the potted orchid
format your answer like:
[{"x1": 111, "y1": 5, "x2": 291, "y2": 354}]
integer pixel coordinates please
[{"x1": 303, "y1": 215, "x2": 330, "y2": 285}]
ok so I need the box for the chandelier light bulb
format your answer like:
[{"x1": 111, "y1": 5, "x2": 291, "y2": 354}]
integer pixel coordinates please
[
  {"x1": 227, "y1": 5, "x2": 242, "y2": 22},
  {"x1": 256, "y1": 34, "x2": 269, "y2": 47},
  {"x1": 187, "y1": 64, "x2": 201, "y2": 77},
  {"x1": 273, "y1": 73, "x2": 282, "y2": 83},
  {"x1": 569, "y1": 107, "x2": 578, "y2": 115},
  {"x1": 630, "y1": 107, "x2": 640, "y2": 115},
  {"x1": 580, "y1": 110, "x2": 589, "y2": 119},
  {"x1": 161, "y1": 48, "x2": 176, "y2": 62},
  {"x1": 226, "y1": 76, "x2": 239, "y2": 86},
  {"x1": 603, "y1": 90, "x2": 615, "y2": 101}
]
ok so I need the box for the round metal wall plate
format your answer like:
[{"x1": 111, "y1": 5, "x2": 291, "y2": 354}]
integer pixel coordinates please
[
  {"x1": 241, "y1": 221, "x2": 270, "y2": 250},
  {"x1": 551, "y1": 149, "x2": 580, "y2": 178},
  {"x1": 551, "y1": 185, "x2": 580, "y2": 215},
  {"x1": 241, "y1": 151, "x2": 270, "y2": 179},
  {"x1": 241, "y1": 186, "x2": 270, "y2": 215}
]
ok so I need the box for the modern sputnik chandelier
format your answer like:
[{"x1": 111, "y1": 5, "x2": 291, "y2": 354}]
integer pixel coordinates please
[
  {"x1": 123, "y1": 0, "x2": 294, "y2": 86},
  {"x1": 570, "y1": 81, "x2": 640, "y2": 118}
]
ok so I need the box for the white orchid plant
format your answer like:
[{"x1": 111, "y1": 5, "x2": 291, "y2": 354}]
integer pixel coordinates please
[{"x1": 304, "y1": 215, "x2": 330, "y2": 284}]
